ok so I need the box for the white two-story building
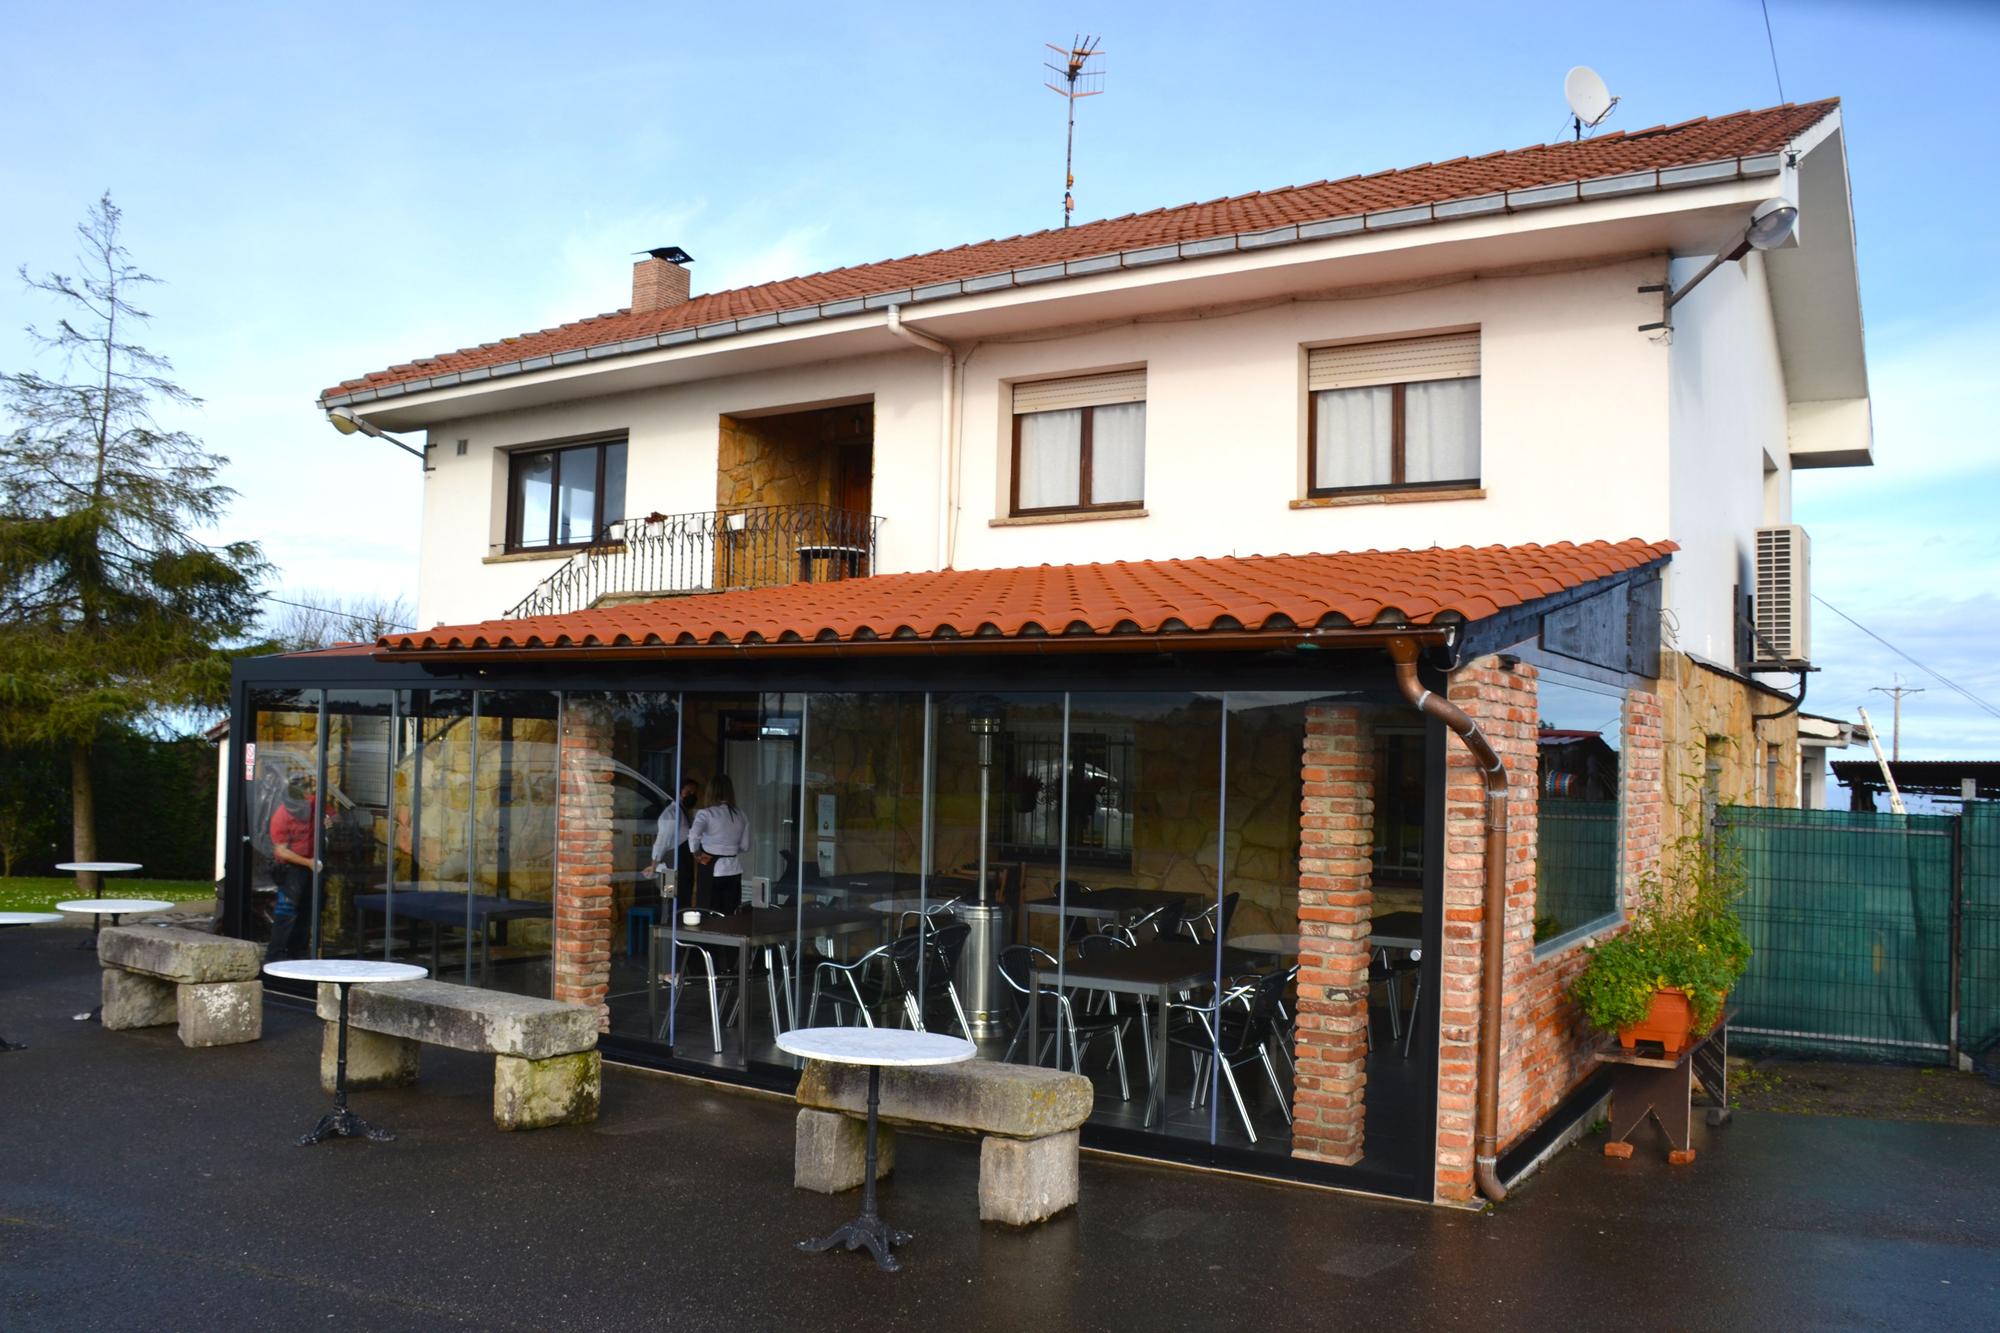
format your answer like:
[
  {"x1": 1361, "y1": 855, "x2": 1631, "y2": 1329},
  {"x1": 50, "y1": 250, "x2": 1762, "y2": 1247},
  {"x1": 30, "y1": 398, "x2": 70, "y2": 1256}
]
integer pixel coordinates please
[{"x1": 230, "y1": 98, "x2": 1867, "y2": 1205}]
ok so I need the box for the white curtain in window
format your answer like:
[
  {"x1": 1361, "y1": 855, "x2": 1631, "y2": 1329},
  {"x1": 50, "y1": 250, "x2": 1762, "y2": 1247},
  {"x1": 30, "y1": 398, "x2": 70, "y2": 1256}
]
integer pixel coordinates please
[
  {"x1": 516, "y1": 452, "x2": 554, "y2": 547},
  {"x1": 1313, "y1": 385, "x2": 1393, "y2": 489},
  {"x1": 1089, "y1": 402, "x2": 1145, "y2": 505},
  {"x1": 1018, "y1": 408, "x2": 1083, "y2": 509},
  {"x1": 1404, "y1": 377, "x2": 1481, "y2": 484},
  {"x1": 556, "y1": 447, "x2": 599, "y2": 544}
]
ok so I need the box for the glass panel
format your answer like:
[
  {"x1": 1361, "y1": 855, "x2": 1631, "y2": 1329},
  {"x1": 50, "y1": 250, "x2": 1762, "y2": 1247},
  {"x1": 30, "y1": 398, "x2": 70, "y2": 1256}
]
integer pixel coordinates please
[
  {"x1": 387, "y1": 690, "x2": 474, "y2": 975},
  {"x1": 598, "y1": 692, "x2": 685, "y2": 1048},
  {"x1": 246, "y1": 688, "x2": 320, "y2": 962},
  {"x1": 600, "y1": 440, "x2": 627, "y2": 538},
  {"x1": 1017, "y1": 409, "x2": 1082, "y2": 509},
  {"x1": 1313, "y1": 385, "x2": 1394, "y2": 489},
  {"x1": 556, "y1": 445, "x2": 599, "y2": 546},
  {"x1": 312, "y1": 690, "x2": 396, "y2": 962},
  {"x1": 471, "y1": 690, "x2": 560, "y2": 996},
  {"x1": 1535, "y1": 672, "x2": 1625, "y2": 943},
  {"x1": 796, "y1": 693, "x2": 931, "y2": 1049},
  {"x1": 1045, "y1": 692, "x2": 1221, "y2": 1147},
  {"x1": 1089, "y1": 402, "x2": 1145, "y2": 504},
  {"x1": 1404, "y1": 376, "x2": 1480, "y2": 484},
  {"x1": 514, "y1": 451, "x2": 554, "y2": 548}
]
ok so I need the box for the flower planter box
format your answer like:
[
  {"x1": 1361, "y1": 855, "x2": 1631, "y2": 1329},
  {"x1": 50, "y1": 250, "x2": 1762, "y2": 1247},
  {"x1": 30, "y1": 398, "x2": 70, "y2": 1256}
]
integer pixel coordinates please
[{"x1": 1617, "y1": 986, "x2": 1694, "y2": 1055}]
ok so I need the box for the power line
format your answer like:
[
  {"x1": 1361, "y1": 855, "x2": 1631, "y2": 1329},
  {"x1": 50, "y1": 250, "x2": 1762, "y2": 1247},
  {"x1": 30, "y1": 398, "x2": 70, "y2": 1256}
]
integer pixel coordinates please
[
  {"x1": 1760, "y1": 0, "x2": 1786, "y2": 103},
  {"x1": 1814, "y1": 594, "x2": 2000, "y2": 722},
  {"x1": 260, "y1": 592, "x2": 415, "y2": 632}
]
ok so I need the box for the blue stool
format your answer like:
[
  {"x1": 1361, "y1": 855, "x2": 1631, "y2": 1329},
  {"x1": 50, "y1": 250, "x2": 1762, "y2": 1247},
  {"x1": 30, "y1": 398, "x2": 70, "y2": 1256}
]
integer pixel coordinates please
[{"x1": 627, "y1": 905, "x2": 658, "y2": 957}]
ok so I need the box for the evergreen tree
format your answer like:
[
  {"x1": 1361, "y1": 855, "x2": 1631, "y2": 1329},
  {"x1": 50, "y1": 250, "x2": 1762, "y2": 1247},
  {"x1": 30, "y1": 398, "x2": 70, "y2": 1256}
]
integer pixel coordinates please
[{"x1": 0, "y1": 194, "x2": 265, "y2": 890}]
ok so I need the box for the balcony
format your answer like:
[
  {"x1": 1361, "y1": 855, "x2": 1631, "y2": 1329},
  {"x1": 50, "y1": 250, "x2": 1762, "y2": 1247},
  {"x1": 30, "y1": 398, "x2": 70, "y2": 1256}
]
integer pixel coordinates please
[{"x1": 507, "y1": 505, "x2": 882, "y2": 619}]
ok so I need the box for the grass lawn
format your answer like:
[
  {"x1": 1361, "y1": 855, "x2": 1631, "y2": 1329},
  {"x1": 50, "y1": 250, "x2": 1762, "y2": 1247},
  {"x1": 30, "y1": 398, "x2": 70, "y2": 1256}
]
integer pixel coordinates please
[{"x1": 0, "y1": 877, "x2": 214, "y2": 914}]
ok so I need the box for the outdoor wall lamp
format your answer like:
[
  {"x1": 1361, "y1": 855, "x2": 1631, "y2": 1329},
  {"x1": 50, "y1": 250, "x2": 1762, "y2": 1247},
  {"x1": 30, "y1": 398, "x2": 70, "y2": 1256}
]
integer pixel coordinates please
[
  {"x1": 1638, "y1": 197, "x2": 1799, "y2": 333},
  {"x1": 326, "y1": 406, "x2": 430, "y2": 464}
]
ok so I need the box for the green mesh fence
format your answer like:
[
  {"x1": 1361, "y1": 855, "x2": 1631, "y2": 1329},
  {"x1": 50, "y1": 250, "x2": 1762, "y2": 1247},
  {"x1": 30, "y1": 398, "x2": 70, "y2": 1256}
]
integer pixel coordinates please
[
  {"x1": 1722, "y1": 805, "x2": 1957, "y2": 1062},
  {"x1": 1537, "y1": 798, "x2": 1619, "y2": 940},
  {"x1": 1962, "y1": 804, "x2": 2000, "y2": 1071}
]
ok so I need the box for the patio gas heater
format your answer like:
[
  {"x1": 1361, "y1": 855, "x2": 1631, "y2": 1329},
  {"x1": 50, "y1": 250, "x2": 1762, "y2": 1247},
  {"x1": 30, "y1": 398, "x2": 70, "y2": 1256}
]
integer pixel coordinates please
[{"x1": 959, "y1": 696, "x2": 1007, "y2": 1039}]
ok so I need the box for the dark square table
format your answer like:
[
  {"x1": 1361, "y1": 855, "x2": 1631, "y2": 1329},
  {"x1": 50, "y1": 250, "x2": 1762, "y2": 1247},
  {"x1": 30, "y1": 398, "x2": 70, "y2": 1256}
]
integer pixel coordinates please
[
  {"x1": 1029, "y1": 938, "x2": 1270, "y2": 1129},
  {"x1": 354, "y1": 888, "x2": 552, "y2": 987},
  {"x1": 653, "y1": 906, "x2": 882, "y2": 1066}
]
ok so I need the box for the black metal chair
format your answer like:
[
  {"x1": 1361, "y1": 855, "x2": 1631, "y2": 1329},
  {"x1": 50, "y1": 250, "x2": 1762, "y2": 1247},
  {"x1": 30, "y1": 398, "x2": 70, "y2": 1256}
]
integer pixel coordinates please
[
  {"x1": 890, "y1": 922, "x2": 972, "y2": 1037},
  {"x1": 805, "y1": 942, "x2": 899, "y2": 1028},
  {"x1": 997, "y1": 944, "x2": 1132, "y2": 1099},
  {"x1": 1166, "y1": 968, "x2": 1293, "y2": 1144},
  {"x1": 1180, "y1": 892, "x2": 1240, "y2": 944}
]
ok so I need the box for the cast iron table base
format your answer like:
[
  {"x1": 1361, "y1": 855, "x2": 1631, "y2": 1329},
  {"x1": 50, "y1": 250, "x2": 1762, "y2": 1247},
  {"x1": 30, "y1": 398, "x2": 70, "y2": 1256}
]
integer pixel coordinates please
[
  {"x1": 299, "y1": 981, "x2": 396, "y2": 1146},
  {"x1": 796, "y1": 1064, "x2": 907, "y2": 1271}
]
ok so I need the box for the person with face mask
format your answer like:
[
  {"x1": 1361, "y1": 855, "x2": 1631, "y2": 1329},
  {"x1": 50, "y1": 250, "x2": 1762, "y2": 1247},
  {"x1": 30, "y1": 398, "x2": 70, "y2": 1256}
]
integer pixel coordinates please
[{"x1": 644, "y1": 775, "x2": 702, "y2": 905}]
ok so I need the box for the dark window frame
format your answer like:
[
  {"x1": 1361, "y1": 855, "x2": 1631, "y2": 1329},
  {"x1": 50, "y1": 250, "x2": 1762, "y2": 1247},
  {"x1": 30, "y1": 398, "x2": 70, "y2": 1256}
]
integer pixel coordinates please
[
  {"x1": 1305, "y1": 377, "x2": 1481, "y2": 499},
  {"x1": 1009, "y1": 403, "x2": 1146, "y2": 517},
  {"x1": 504, "y1": 435, "x2": 627, "y2": 554}
]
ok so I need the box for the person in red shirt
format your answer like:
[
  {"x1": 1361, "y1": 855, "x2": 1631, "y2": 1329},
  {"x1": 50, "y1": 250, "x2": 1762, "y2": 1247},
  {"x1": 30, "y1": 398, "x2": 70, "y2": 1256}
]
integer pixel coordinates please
[{"x1": 267, "y1": 774, "x2": 323, "y2": 961}]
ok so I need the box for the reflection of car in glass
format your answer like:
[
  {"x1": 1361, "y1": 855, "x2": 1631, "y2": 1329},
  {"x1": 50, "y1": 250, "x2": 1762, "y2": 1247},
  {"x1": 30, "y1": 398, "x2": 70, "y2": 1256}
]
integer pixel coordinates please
[{"x1": 607, "y1": 760, "x2": 674, "y2": 886}]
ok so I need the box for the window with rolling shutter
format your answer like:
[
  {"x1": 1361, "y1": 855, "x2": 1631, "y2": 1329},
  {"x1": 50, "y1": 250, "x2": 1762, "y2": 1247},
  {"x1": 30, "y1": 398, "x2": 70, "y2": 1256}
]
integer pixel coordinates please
[
  {"x1": 1307, "y1": 333, "x2": 1481, "y2": 497},
  {"x1": 1010, "y1": 369, "x2": 1147, "y2": 515}
]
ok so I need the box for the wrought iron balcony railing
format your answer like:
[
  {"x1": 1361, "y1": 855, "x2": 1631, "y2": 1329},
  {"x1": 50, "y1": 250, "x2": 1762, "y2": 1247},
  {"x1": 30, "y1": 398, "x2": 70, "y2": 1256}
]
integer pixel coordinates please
[{"x1": 506, "y1": 504, "x2": 881, "y2": 620}]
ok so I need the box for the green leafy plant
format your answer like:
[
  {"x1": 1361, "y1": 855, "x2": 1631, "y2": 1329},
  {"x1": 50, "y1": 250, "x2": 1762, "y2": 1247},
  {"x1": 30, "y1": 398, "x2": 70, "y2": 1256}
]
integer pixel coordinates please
[{"x1": 1569, "y1": 829, "x2": 1752, "y2": 1035}]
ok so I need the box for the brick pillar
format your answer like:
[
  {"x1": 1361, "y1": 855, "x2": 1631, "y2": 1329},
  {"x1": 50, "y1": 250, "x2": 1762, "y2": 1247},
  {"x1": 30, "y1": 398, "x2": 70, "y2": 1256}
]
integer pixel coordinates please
[
  {"x1": 1624, "y1": 689, "x2": 1664, "y2": 888},
  {"x1": 1433, "y1": 656, "x2": 1539, "y2": 1204},
  {"x1": 1291, "y1": 704, "x2": 1373, "y2": 1166},
  {"x1": 555, "y1": 697, "x2": 615, "y2": 1028}
]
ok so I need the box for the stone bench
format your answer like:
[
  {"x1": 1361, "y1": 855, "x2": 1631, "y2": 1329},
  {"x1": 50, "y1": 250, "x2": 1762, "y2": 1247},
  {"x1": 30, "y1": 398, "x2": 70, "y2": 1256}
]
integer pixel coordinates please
[
  {"x1": 314, "y1": 979, "x2": 600, "y2": 1131},
  {"x1": 98, "y1": 926, "x2": 263, "y2": 1047},
  {"x1": 795, "y1": 1057, "x2": 1092, "y2": 1226}
]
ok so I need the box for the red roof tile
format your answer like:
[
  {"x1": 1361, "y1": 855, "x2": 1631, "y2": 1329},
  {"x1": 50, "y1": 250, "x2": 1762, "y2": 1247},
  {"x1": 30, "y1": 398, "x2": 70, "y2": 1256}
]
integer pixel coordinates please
[
  {"x1": 380, "y1": 540, "x2": 1674, "y2": 655},
  {"x1": 325, "y1": 101, "x2": 1836, "y2": 402}
]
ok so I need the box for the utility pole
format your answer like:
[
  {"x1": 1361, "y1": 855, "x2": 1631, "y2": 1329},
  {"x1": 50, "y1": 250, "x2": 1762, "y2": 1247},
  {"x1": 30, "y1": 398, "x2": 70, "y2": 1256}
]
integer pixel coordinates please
[
  {"x1": 1869, "y1": 678, "x2": 1924, "y2": 760},
  {"x1": 1044, "y1": 36, "x2": 1105, "y2": 229}
]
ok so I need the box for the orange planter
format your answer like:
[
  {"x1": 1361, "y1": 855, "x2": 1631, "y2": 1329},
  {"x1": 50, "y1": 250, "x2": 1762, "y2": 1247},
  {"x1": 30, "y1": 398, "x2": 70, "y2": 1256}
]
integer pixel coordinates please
[{"x1": 1618, "y1": 987, "x2": 1694, "y2": 1054}]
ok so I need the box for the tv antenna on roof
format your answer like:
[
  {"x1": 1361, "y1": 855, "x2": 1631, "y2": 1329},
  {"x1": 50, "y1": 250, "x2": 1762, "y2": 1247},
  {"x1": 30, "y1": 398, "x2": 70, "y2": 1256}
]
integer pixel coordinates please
[
  {"x1": 1564, "y1": 65, "x2": 1619, "y2": 141},
  {"x1": 1045, "y1": 35, "x2": 1106, "y2": 228}
]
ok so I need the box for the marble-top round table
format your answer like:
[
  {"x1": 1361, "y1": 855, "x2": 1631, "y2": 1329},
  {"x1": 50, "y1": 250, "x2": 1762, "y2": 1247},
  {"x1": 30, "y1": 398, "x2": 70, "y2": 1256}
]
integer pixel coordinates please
[
  {"x1": 0, "y1": 912, "x2": 65, "y2": 1052},
  {"x1": 265, "y1": 960, "x2": 428, "y2": 1146},
  {"x1": 54, "y1": 861, "x2": 147, "y2": 950},
  {"x1": 776, "y1": 1027, "x2": 975, "y2": 1271},
  {"x1": 56, "y1": 899, "x2": 176, "y2": 997}
]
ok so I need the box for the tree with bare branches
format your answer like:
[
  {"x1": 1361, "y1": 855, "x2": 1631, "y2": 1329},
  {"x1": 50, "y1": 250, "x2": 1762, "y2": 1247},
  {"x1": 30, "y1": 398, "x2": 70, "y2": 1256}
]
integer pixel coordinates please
[
  {"x1": 265, "y1": 591, "x2": 415, "y2": 652},
  {"x1": 0, "y1": 193, "x2": 265, "y2": 890}
]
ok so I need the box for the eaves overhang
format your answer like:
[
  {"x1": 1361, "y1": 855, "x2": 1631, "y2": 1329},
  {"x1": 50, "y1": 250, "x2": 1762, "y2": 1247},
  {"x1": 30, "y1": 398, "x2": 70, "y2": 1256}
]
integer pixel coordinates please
[{"x1": 325, "y1": 153, "x2": 1800, "y2": 432}]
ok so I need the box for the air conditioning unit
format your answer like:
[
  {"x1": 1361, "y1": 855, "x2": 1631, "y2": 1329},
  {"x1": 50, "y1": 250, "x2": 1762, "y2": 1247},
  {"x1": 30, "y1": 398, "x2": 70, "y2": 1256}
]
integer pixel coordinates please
[{"x1": 1754, "y1": 525, "x2": 1811, "y2": 666}]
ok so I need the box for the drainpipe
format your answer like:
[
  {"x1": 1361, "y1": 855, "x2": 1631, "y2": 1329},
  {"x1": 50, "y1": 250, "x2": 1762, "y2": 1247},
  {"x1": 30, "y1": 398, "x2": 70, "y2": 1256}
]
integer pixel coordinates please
[
  {"x1": 1388, "y1": 637, "x2": 1510, "y2": 1204},
  {"x1": 883, "y1": 305, "x2": 956, "y2": 569}
]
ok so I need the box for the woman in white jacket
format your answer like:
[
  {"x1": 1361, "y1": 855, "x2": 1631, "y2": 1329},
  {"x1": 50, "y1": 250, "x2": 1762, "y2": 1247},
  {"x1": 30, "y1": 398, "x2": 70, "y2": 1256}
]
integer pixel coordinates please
[{"x1": 687, "y1": 773, "x2": 753, "y2": 914}]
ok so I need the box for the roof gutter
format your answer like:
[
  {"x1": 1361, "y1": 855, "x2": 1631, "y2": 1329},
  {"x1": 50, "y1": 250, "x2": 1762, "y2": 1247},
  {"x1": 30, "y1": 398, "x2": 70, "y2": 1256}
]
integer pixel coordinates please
[
  {"x1": 881, "y1": 305, "x2": 957, "y2": 569},
  {"x1": 369, "y1": 625, "x2": 1452, "y2": 667},
  {"x1": 1388, "y1": 636, "x2": 1509, "y2": 1205}
]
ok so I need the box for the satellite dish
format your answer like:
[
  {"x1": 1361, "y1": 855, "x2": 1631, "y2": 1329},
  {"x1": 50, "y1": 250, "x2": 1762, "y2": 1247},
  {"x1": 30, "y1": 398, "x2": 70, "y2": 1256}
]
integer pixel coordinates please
[{"x1": 1564, "y1": 66, "x2": 1618, "y2": 134}]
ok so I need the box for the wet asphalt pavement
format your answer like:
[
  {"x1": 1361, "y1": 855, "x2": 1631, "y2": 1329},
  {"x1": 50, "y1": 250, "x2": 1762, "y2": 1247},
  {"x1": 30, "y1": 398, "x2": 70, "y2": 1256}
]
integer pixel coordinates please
[{"x1": 2, "y1": 924, "x2": 1996, "y2": 1331}]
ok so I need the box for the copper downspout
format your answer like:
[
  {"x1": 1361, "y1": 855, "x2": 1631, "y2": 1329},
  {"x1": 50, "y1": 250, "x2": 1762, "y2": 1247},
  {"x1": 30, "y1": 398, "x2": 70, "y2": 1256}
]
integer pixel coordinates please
[{"x1": 1388, "y1": 637, "x2": 1509, "y2": 1205}]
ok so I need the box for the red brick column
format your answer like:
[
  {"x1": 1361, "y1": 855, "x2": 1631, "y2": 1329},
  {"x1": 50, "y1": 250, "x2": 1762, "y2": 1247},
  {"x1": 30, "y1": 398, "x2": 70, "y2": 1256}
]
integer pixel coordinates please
[
  {"x1": 1433, "y1": 657, "x2": 1539, "y2": 1203},
  {"x1": 1624, "y1": 689, "x2": 1664, "y2": 889},
  {"x1": 1291, "y1": 704, "x2": 1373, "y2": 1166},
  {"x1": 555, "y1": 697, "x2": 615, "y2": 1027}
]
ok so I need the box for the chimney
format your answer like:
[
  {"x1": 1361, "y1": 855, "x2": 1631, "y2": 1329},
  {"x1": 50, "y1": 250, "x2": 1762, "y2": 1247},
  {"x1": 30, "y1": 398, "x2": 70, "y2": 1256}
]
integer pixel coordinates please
[{"x1": 631, "y1": 246, "x2": 693, "y2": 314}]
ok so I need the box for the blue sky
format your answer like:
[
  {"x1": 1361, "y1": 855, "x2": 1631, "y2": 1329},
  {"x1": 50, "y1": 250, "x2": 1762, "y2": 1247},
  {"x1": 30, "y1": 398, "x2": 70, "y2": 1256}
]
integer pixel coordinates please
[{"x1": 3, "y1": 1, "x2": 1997, "y2": 760}]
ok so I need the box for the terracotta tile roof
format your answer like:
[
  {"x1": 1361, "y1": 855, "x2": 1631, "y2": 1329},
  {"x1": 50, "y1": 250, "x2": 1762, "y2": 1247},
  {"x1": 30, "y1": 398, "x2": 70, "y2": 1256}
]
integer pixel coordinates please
[
  {"x1": 325, "y1": 100, "x2": 1836, "y2": 403},
  {"x1": 380, "y1": 539, "x2": 1675, "y2": 655}
]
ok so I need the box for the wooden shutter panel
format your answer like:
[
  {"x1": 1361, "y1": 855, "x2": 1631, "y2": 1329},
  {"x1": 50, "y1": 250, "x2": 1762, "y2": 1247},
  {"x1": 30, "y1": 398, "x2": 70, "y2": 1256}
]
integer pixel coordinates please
[
  {"x1": 1307, "y1": 332, "x2": 1480, "y2": 392},
  {"x1": 1012, "y1": 369, "x2": 1147, "y2": 415}
]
